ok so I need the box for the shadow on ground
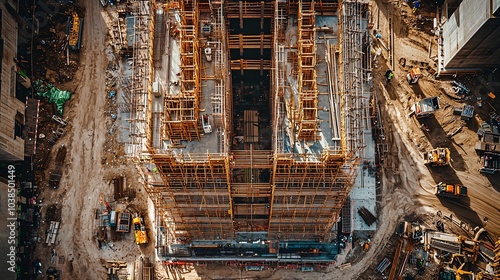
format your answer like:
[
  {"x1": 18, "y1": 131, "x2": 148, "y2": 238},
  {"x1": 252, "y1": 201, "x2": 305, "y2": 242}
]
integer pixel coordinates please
[{"x1": 417, "y1": 116, "x2": 467, "y2": 171}]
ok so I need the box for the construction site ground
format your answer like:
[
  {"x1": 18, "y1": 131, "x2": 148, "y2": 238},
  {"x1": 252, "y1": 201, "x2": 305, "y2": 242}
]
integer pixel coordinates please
[{"x1": 30, "y1": 1, "x2": 499, "y2": 280}]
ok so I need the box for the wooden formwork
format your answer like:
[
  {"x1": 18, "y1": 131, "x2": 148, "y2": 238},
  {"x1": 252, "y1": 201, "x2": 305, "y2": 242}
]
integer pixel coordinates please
[{"x1": 268, "y1": 149, "x2": 358, "y2": 240}]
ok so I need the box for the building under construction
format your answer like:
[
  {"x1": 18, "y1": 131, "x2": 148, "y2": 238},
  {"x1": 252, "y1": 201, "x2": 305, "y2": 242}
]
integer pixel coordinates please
[{"x1": 126, "y1": 0, "x2": 371, "y2": 263}]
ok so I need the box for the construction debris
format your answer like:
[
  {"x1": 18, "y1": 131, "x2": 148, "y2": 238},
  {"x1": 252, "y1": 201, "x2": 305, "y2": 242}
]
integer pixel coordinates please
[
  {"x1": 46, "y1": 221, "x2": 60, "y2": 246},
  {"x1": 48, "y1": 145, "x2": 66, "y2": 189},
  {"x1": 451, "y1": 80, "x2": 471, "y2": 96},
  {"x1": 358, "y1": 206, "x2": 377, "y2": 226}
]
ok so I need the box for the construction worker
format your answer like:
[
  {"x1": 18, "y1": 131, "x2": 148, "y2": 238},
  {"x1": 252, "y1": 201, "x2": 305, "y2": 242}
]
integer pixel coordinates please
[
  {"x1": 412, "y1": 0, "x2": 420, "y2": 13},
  {"x1": 385, "y1": 69, "x2": 394, "y2": 85}
]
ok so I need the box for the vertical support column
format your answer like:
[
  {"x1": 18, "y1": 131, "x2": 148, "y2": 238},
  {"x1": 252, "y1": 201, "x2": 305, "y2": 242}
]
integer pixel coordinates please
[
  {"x1": 260, "y1": 1, "x2": 265, "y2": 29},
  {"x1": 240, "y1": 34, "x2": 244, "y2": 56},
  {"x1": 239, "y1": 1, "x2": 244, "y2": 29}
]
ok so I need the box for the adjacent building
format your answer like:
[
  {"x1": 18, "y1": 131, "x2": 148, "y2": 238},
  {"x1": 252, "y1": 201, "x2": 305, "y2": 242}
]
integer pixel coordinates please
[
  {"x1": 441, "y1": 0, "x2": 500, "y2": 69},
  {"x1": 0, "y1": 1, "x2": 25, "y2": 162}
]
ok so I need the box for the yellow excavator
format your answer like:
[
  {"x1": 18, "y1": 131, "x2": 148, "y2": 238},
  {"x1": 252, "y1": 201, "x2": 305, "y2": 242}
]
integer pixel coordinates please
[{"x1": 68, "y1": 11, "x2": 83, "y2": 50}]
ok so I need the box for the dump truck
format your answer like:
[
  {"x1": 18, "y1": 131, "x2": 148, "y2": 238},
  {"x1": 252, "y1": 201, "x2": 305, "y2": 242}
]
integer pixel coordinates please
[
  {"x1": 424, "y1": 147, "x2": 451, "y2": 166},
  {"x1": 406, "y1": 67, "x2": 423, "y2": 84},
  {"x1": 435, "y1": 182, "x2": 467, "y2": 197},
  {"x1": 412, "y1": 96, "x2": 440, "y2": 118},
  {"x1": 133, "y1": 216, "x2": 148, "y2": 244}
]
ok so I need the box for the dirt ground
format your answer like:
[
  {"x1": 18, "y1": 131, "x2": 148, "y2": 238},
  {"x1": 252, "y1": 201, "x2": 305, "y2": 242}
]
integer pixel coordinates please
[
  {"x1": 32, "y1": 2, "x2": 155, "y2": 279},
  {"x1": 31, "y1": 1, "x2": 499, "y2": 280}
]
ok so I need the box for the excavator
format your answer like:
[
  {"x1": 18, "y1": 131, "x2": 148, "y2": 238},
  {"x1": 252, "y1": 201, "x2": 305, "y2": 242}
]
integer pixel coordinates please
[
  {"x1": 68, "y1": 10, "x2": 83, "y2": 50},
  {"x1": 438, "y1": 254, "x2": 474, "y2": 280}
]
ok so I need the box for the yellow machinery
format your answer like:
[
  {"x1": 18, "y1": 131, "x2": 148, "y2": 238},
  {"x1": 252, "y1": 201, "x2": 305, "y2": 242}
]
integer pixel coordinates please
[
  {"x1": 133, "y1": 216, "x2": 148, "y2": 245},
  {"x1": 436, "y1": 182, "x2": 468, "y2": 197},
  {"x1": 424, "y1": 148, "x2": 451, "y2": 166},
  {"x1": 406, "y1": 67, "x2": 423, "y2": 84},
  {"x1": 68, "y1": 11, "x2": 83, "y2": 50}
]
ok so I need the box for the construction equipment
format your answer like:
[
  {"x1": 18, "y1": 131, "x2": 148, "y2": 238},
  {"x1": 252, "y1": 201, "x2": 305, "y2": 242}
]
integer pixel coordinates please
[
  {"x1": 436, "y1": 182, "x2": 468, "y2": 197},
  {"x1": 438, "y1": 261, "x2": 473, "y2": 279},
  {"x1": 100, "y1": 194, "x2": 112, "y2": 213},
  {"x1": 46, "y1": 267, "x2": 60, "y2": 280},
  {"x1": 204, "y1": 45, "x2": 212, "y2": 62},
  {"x1": 133, "y1": 215, "x2": 148, "y2": 245},
  {"x1": 202, "y1": 114, "x2": 212, "y2": 134},
  {"x1": 406, "y1": 67, "x2": 423, "y2": 84},
  {"x1": 67, "y1": 11, "x2": 83, "y2": 51},
  {"x1": 116, "y1": 212, "x2": 131, "y2": 233},
  {"x1": 388, "y1": 237, "x2": 404, "y2": 280},
  {"x1": 424, "y1": 147, "x2": 451, "y2": 166},
  {"x1": 363, "y1": 240, "x2": 372, "y2": 251},
  {"x1": 412, "y1": 96, "x2": 440, "y2": 118}
]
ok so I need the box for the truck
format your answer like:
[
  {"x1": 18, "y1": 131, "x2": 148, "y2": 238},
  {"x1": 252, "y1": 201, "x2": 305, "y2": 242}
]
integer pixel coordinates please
[
  {"x1": 435, "y1": 182, "x2": 467, "y2": 197},
  {"x1": 49, "y1": 145, "x2": 66, "y2": 189},
  {"x1": 412, "y1": 96, "x2": 440, "y2": 118},
  {"x1": 406, "y1": 67, "x2": 423, "y2": 84},
  {"x1": 133, "y1": 216, "x2": 148, "y2": 244},
  {"x1": 424, "y1": 147, "x2": 451, "y2": 166}
]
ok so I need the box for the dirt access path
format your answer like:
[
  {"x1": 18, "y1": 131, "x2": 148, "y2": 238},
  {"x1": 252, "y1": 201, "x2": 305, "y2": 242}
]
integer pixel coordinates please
[
  {"x1": 55, "y1": 1, "x2": 110, "y2": 277},
  {"x1": 373, "y1": 0, "x2": 500, "y2": 236},
  {"x1": 33, "y1": 2, "x2": 136, "y2": 279}
]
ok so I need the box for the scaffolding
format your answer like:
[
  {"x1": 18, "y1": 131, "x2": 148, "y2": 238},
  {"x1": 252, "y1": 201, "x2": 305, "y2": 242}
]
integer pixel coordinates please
[
  {"x1": 272, "y1": 1, "x2": 287, "y2": 154},
  {"x1": 163, "y1": 0, "x2": 201, "y2": 142},
  {"x1": 339, "y1": 0, "x2": 366, "y2": 158},
  {"x1": 128, "y1": 0, "x2": 155, "y2": 158},
  {"x1": 134, "y1": 0, "x2": 367, "y2": 246},
  {"x1": 297, "y1": 0, "x2": 320, "y2": 141},
  {"x1": 151, "y1": 152, "x2": 232, "y2": 238}
]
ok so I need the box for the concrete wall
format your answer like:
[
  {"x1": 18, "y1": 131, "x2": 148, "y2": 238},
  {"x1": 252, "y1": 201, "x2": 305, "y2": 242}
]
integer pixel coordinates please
[
  {"x1": 443, "y1": 0, "x2": 500, "y2": 68},
  {"x1": 444, "y1": 0, "x2": 464, "y2": 18},
  {"x1": 0, "y1": 3, "x2": 25, "y2": 161},
  {"x1": 494, "y1": 0, "x2": 500, "y2": 15}
]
